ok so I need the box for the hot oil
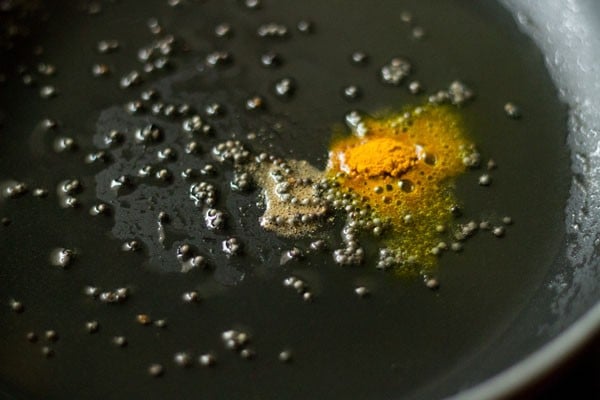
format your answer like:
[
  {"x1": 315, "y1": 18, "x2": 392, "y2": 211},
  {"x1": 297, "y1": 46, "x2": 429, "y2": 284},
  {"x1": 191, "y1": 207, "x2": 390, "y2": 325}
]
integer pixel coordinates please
[{"x1": 0, "y1": 1, "x2": 569, "y2": 399}]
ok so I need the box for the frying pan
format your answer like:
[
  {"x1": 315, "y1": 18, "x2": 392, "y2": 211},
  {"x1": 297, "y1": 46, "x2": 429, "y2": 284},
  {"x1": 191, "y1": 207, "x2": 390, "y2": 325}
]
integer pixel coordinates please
[
  {"x1": 0, "y1": 0, "x2": 598, "y2": 399},
  {"x1": 461, "y1": 0, "x2": 600, "y2": 397}
]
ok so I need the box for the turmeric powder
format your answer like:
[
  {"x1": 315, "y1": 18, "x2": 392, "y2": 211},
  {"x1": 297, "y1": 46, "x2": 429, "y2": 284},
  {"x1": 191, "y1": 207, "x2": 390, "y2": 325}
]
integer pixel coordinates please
[
  {"x1": 327, "y1": 104, "x2": 473, "y2": 272},
  {"x1": 334, "y1": 136, "x2": 417, "y2": 178}
]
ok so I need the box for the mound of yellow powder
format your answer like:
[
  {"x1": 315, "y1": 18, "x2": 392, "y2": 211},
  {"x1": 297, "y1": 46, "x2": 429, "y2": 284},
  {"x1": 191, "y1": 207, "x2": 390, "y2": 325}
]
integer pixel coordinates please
[
  {"x1": 327, "y1": 104, "x2": 473, "y2": 272},
  {"x1": 335, "y1": 137, "x2": 417, "y2": 178}
]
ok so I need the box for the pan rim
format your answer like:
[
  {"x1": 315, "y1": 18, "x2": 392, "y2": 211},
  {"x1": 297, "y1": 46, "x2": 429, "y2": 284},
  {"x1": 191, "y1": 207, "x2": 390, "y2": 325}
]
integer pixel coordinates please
[{"x1": 452, "y1": 302, "x2": 600, "y2": 399}]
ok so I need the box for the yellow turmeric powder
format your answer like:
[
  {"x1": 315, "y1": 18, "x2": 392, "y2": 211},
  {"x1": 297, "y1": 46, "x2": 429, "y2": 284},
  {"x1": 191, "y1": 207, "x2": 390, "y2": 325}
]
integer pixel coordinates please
[
  {"x1": 327, "y1": 104, "x2": 472, "y2": 272},
  {"x1": 335, "y1": 136, "x2": 416, "y2": 178}
]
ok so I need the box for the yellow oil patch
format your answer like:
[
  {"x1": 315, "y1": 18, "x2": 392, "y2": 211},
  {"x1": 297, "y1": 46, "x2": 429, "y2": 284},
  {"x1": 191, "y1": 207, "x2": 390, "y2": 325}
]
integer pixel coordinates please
[{"x1": 327, "y1": 104, "x2": 473, "y2": 272}]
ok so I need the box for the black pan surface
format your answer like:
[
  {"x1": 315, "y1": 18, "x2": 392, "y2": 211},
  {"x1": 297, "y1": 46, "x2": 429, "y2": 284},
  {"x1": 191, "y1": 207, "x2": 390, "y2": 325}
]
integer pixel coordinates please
[{"x1": 0, "y1": 1, "x2": 595, "y2": 399}]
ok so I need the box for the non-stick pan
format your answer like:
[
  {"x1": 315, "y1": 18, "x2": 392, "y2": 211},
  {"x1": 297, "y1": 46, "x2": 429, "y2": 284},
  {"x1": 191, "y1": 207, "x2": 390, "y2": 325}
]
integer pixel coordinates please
[{"x1": 0, "y1": 0, "x2": 598, "y2": 399}]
